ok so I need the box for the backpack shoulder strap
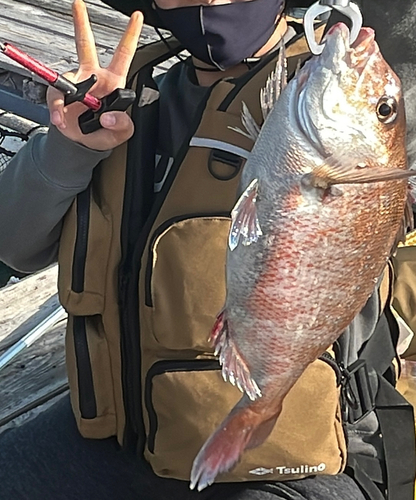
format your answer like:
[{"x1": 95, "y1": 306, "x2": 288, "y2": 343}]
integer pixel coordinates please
[{"x1": 127, "y1": 36, "x2": 183, "y2": 82}]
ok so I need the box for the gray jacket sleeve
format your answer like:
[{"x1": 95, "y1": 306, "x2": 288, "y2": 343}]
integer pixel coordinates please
[{"x1": 0, "y1": 126, "x2": 111, "y2": 273}]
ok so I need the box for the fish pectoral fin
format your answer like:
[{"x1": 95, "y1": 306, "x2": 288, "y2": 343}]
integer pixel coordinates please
[
  {"x1": 306, "y1": 160, "x2": 416, "y2": 189},
  {"x1": 210, "y1": 310, "x2": 262, "y2": 401},
  {"x1": 229, "y1": 178, "x2": 263, "y2": 251}
]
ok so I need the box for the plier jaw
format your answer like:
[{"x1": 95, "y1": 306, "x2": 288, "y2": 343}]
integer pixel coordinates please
[{"x1": 304, "y1": 0, "x2": 363, "y2": 55}]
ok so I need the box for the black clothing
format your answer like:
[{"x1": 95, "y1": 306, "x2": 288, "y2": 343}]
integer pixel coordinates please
[{"x1": 0, "y1": 396, "x2": 366, "y2": 500}]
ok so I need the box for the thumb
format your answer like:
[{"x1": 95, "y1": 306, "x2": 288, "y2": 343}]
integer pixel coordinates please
[
  {"x1": 99, "y1": 111, "x2": 134, "y2": 134},
  {"x1": 100, "y1": 112, "x2": 119, "y2": 129}
]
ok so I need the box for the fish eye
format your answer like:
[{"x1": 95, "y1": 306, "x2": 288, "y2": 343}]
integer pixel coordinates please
[{"x1": 376, "y1": 96, "x2": 398, "y2": 124}]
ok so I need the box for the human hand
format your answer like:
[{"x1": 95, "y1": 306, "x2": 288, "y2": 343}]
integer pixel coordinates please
[{"x1": 47, "y1": 0, "x2": 143, "y2": 151}]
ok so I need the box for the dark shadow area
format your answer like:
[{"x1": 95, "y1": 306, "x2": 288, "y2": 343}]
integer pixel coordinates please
[{"x1": 0, "y1": 261, "x2": 27, "y2": 288}]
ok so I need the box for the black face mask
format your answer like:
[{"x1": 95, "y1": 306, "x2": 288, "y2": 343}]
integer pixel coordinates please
[{"x1": 154, "y1": 0, "x2": 285, "y2": 70}]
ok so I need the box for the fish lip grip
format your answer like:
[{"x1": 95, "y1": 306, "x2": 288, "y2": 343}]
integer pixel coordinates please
[
  {"x1": 304, "y1": 0, "x2": 363, "y2": 55},
  {"x1": 78, "y1": 87, "x2": 136, "y2": 135},
  {"x1": 68, "y1": 75, "x2": 136, "y2": 134},
  {"x1": 0, "y1": 42, "x2": 136, "y2": 135}
]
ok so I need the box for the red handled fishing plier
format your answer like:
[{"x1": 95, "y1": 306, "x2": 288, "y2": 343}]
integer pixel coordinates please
[{"x1": 0, "y1": 41, "x2": 136, "y2": 134}]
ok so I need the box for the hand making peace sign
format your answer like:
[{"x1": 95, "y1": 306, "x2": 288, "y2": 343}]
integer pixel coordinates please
[{"x1": 47, "y1": 0, "x2": 143, "y2": 151}]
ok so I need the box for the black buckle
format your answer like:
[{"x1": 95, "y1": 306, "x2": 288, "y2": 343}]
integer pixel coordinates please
[
  {"x1": 208, "y1": 149, "x2": 244, "y2": 181},
  {"x1": 342, "y1": 359, "x2": 376, "y2": 424}
]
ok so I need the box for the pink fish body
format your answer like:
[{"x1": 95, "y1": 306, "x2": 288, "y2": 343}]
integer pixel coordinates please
[{"x1": 190, "y1": 23, "x2": 410, "y2": 491}]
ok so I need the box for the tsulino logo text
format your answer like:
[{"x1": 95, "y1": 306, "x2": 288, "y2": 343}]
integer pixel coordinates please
[{"x1": 249, "y1": 463, "x2": 326, "y2": 476}]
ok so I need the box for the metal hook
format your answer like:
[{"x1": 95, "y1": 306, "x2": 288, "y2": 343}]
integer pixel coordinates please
[{"x1": 304, "y1": 0, "x2": 363, "y2": 55}]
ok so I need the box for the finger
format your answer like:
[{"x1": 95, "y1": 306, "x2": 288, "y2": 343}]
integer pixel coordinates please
[
  {"x1": 47, "y1": 87, "x2": 66, "y2": 127},
  {"x1": 46, "y1": 71, "x2": 77, "y2": 120},
  {"x1": 107, "y1": 11, "x2": 143, "y2": 77},
  {"x1": 100, "y1": 111, "x2": 134, "y2": 135},
  {"x1": 61, "y1": 69, "x2": 78, "y2": 82},
  {"x1": 72, "y1": 0, "x2": 99, "y2": 69}
]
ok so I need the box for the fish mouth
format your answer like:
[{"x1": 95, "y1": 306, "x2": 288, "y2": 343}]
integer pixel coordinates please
[
  {"x1": 327, "y1": 23, "x2": 377, "y2": 75},
  {"x1": 296, "y1": 23, "x2": 377, "y2": 92},
  {"x1": 294, "y1": 23, "x2": 377, "y2": 155}
]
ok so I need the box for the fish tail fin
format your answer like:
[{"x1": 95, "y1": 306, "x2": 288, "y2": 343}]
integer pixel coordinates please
[
  {"x1": 210, "y1": 310, "x2": 262, "y2": 401},
  {"x1": 190, "y1": 403, "x2": 280, "y2": 491}
]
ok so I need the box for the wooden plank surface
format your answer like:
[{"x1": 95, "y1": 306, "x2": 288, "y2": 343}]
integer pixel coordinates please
[
  {"x1": 0, "y1": 264, "x2": 60, "y2": 349},
  {"x1": 0, "y1": 265, "x2": 68, "y2": 429},
  {"x1": 0, "y1": 0, "x2": 172, "y2": 81},
  {"x1": 0, "y1": 321, "x2": 68, "y2": 431}
]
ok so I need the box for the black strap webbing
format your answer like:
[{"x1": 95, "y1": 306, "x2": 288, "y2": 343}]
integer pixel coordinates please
[
  {"x1": 358, "y1": 308, "x2": 397, "y2": 377},
  {"x1": 376, "y1": 377, "x2": 416, "y2": 500},
  {"x1": 347, "y1": 373, "x2": 415, "y2": 500},
  {"x1": 347, "y1": 456, "x2": 385, "y2": 500},
  {"x1": 345, "y1": 305, "x2": 415, "y2": 500}
]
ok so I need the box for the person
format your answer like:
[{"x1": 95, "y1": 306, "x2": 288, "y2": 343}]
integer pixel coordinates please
[{"x1": 0, "y1": 0, "x2": 414, "y2": 499}]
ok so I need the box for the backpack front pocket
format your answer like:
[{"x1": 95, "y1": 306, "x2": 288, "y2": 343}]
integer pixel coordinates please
[
  {"x1": 143, "y1": 358, "x2": 347, "y2": 483},
  {"x1": 66, "y1": 314, "x2": 117, "y2": 438},
  {"x1": 59, "y1": 186, "x2": 112, "y2": 316},
  {"x1": 144, "y1": 215, "x2": 230, "y2": 351}
]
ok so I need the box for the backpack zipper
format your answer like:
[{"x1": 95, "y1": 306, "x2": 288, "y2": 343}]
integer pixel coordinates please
[
  {"x1": 71, "y1": 187, "x2": 91, "y2": 293},
  {"x1": 319, "y1": 351, "x2": 343, "y2": 386},
  {"x1": 319, "y1": 350, "x2": 362, "y2": 423},
  {"x1": 119, "y1": 78, "x2": 218, "y2": 452},
  {"x1": 73, "y1": 315, "x2": 97, "y2": 419},
  {"x1": 69, "y1": 186, "x2": 97, "y2": 419}
]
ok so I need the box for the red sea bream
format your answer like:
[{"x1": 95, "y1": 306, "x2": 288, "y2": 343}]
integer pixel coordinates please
[{"x1": 190, "y1": 23, "x2": 413, "y2": 491}]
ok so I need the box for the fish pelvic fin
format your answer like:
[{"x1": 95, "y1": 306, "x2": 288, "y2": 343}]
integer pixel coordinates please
[
  {"x1": 229, "y1": 178, "x2": 263, "y2": 251},
  {"x1": 190, "y1": 403, "x2": 280, "y2": 491},
  {"x1": 304, "y1": 157, "x2": 416, "y2": 190},
  {"x1": 210, "y1": 310, "x2": 262, "y2": 401}
]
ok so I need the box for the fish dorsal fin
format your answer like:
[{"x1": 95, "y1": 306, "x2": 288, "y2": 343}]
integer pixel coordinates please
[
  {"x1": 260, "y1": 43, "x2": 287, "y2": 122},
  {"x1": 229, "y1": 101, "x2": 261, "y2": 142},
  {"x1": 294, "y1": 57, "x2": 302, "y2": 77},
  {"x1": 229, "y1": 44, "x2": 287, "y2": 141},
  {"x1": 304, "y1": 155, "x2": 416, "y2": 190},
  {"x1": 229, "y1": 178, "x2": 263, "y2": 251}
]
